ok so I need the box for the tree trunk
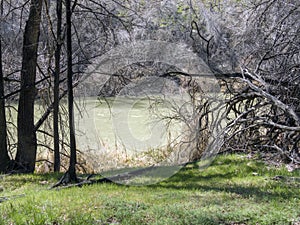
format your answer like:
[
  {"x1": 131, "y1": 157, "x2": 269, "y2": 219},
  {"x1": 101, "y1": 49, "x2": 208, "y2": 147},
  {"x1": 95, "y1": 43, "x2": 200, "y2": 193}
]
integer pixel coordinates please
[
  {"x1": 15, "y1": 0, "x2": 43, "y2": 173},
  {"x1": 66, "y1": 0, "x2": 77, "y2": 181},
  {"x1": 53, "y1": 0, "x2": 63, "y2": 172},
  {"x1": 0, "y1": 3, "x2": 10, "y2": 172}
]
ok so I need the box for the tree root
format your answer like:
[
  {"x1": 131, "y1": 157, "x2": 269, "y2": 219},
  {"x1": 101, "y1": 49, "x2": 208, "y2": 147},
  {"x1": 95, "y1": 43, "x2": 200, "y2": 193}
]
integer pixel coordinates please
[
  {"x1": 51, "y1": 171, "x2": 79, "y2": 188},
  {"x1": 51, "y1": 163, "x2": 194, "y2": 190},
  {"x1": 50, "y1": 165, "x2": 159, "y2": 189}
]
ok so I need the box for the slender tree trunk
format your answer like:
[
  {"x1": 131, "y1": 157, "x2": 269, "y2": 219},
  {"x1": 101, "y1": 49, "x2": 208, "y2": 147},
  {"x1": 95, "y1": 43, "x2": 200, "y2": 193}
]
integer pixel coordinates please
[
  {"x1": 53, "y1": 0, "x2": 63, "y2": 172},
  {"x1": 15, "y1": 0, "x2": 43, "y2": 173},
  {"x1": 0, "y1": 0, "x2": 10, "y2": 172},
  {"x1": 66, "y1": 0, "x2": 77, "y2": 181}
]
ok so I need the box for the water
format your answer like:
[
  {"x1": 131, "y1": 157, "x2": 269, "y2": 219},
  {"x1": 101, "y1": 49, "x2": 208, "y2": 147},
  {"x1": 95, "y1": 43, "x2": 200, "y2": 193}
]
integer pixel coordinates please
[
  {"x1": 7, "y1": 91, "x2": 224, "y2": 175},
  {"x1": 74, "y1": 96, "x2": 188, "y2": 166},
  {"x1": 72, "y1": 95, "x2": 202, "y2": 185}
]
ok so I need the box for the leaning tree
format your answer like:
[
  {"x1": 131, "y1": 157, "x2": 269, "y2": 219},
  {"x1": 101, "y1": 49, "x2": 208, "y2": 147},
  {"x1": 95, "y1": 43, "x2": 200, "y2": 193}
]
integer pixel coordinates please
[
  {"x1": 226, "y1": 0, "x2": 300, "y2": 163},
  {"x1": 192, "y1": 0, "x2": 300, "y2": 163}
]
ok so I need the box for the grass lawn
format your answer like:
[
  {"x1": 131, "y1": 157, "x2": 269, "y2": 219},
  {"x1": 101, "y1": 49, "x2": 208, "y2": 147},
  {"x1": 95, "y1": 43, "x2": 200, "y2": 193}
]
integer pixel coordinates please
[{"x1": 0, "y1": 154, "x2": 299, "y2": 225}]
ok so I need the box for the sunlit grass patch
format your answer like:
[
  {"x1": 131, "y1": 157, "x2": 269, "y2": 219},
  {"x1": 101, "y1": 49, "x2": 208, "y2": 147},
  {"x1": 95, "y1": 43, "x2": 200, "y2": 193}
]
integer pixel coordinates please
[{"x1": 0, "y1": 154, "x2": 300, "y2": 224}]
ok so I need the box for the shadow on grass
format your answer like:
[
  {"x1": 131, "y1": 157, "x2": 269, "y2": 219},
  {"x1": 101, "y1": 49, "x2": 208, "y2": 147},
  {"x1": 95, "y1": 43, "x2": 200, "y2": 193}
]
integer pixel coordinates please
[
  {"x1": 0, "y1": 173, "x2": 63, "y2": 188},
  {"x1": 2, "y1": 155, "x2": 299, "y2": 204},
  {"x1": 150, "y1": 165, "x2": 299, "y2": 202}
]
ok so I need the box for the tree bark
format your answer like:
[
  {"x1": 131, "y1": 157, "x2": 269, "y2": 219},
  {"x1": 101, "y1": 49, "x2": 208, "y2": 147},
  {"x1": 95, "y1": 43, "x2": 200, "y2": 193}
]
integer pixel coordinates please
[
  {"x1": 15, "y1": 0, "x2": 43, "y2": 173},
  {"x1": 0, "y1": 2, "x2": 10, "y2": 172},
  {"x1": 53, "y1": 0, "x2": 63, "y2": 172},
  {"x1": 66, "y1": 0, "x2": 77, "y2": 181}
]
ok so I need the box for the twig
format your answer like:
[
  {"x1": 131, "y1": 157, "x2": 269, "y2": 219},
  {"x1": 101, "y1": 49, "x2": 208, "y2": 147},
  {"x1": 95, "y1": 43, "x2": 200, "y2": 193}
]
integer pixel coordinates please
[{"x1": 0, "y1": 194, "x2": 25, "y2": 203}]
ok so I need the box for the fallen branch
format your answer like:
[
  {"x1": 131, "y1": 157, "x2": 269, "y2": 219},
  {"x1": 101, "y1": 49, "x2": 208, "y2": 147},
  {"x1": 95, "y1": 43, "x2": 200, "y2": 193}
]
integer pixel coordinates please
[
  {"x1": 51, "y1": 165, "x2": 158, "y2": 189},
  {"x1": 51, "y1": 161, "x2": 199, "y2": 190},
  {"x1": 0, "y1": 194, "x2": 25, "y2": 203}
]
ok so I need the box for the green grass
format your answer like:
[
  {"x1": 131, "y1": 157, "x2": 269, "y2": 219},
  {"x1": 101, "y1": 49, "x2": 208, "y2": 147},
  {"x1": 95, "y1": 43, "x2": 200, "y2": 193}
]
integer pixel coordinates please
[{"x1": 1, "y1": 154, "x2": 300, "y2": 225}]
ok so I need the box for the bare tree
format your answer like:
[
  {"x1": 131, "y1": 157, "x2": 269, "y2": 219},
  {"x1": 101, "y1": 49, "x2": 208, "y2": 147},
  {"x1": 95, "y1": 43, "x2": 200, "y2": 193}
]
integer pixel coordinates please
[
  {"x1": 53, "y1": 0, "x2": 63, "y2": 172},
  {"x1": 169, "y1": 0, "x2": 300, "y2": 164},
  {"x1": 15, "y1": 0, "x2": 43, "y2": 172},
  {"x1": 0, "y1": 0, "x2": 10, "y2": 173},
  {"x1": 197, "y1": 0, "x2": 300, "y2": 163},
  {"x1": 66, "y1": 0, "x2": 78, "y2": 182},
  {"x1": 229, "y1": 0, "x2": 299, "y2": 163}
]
